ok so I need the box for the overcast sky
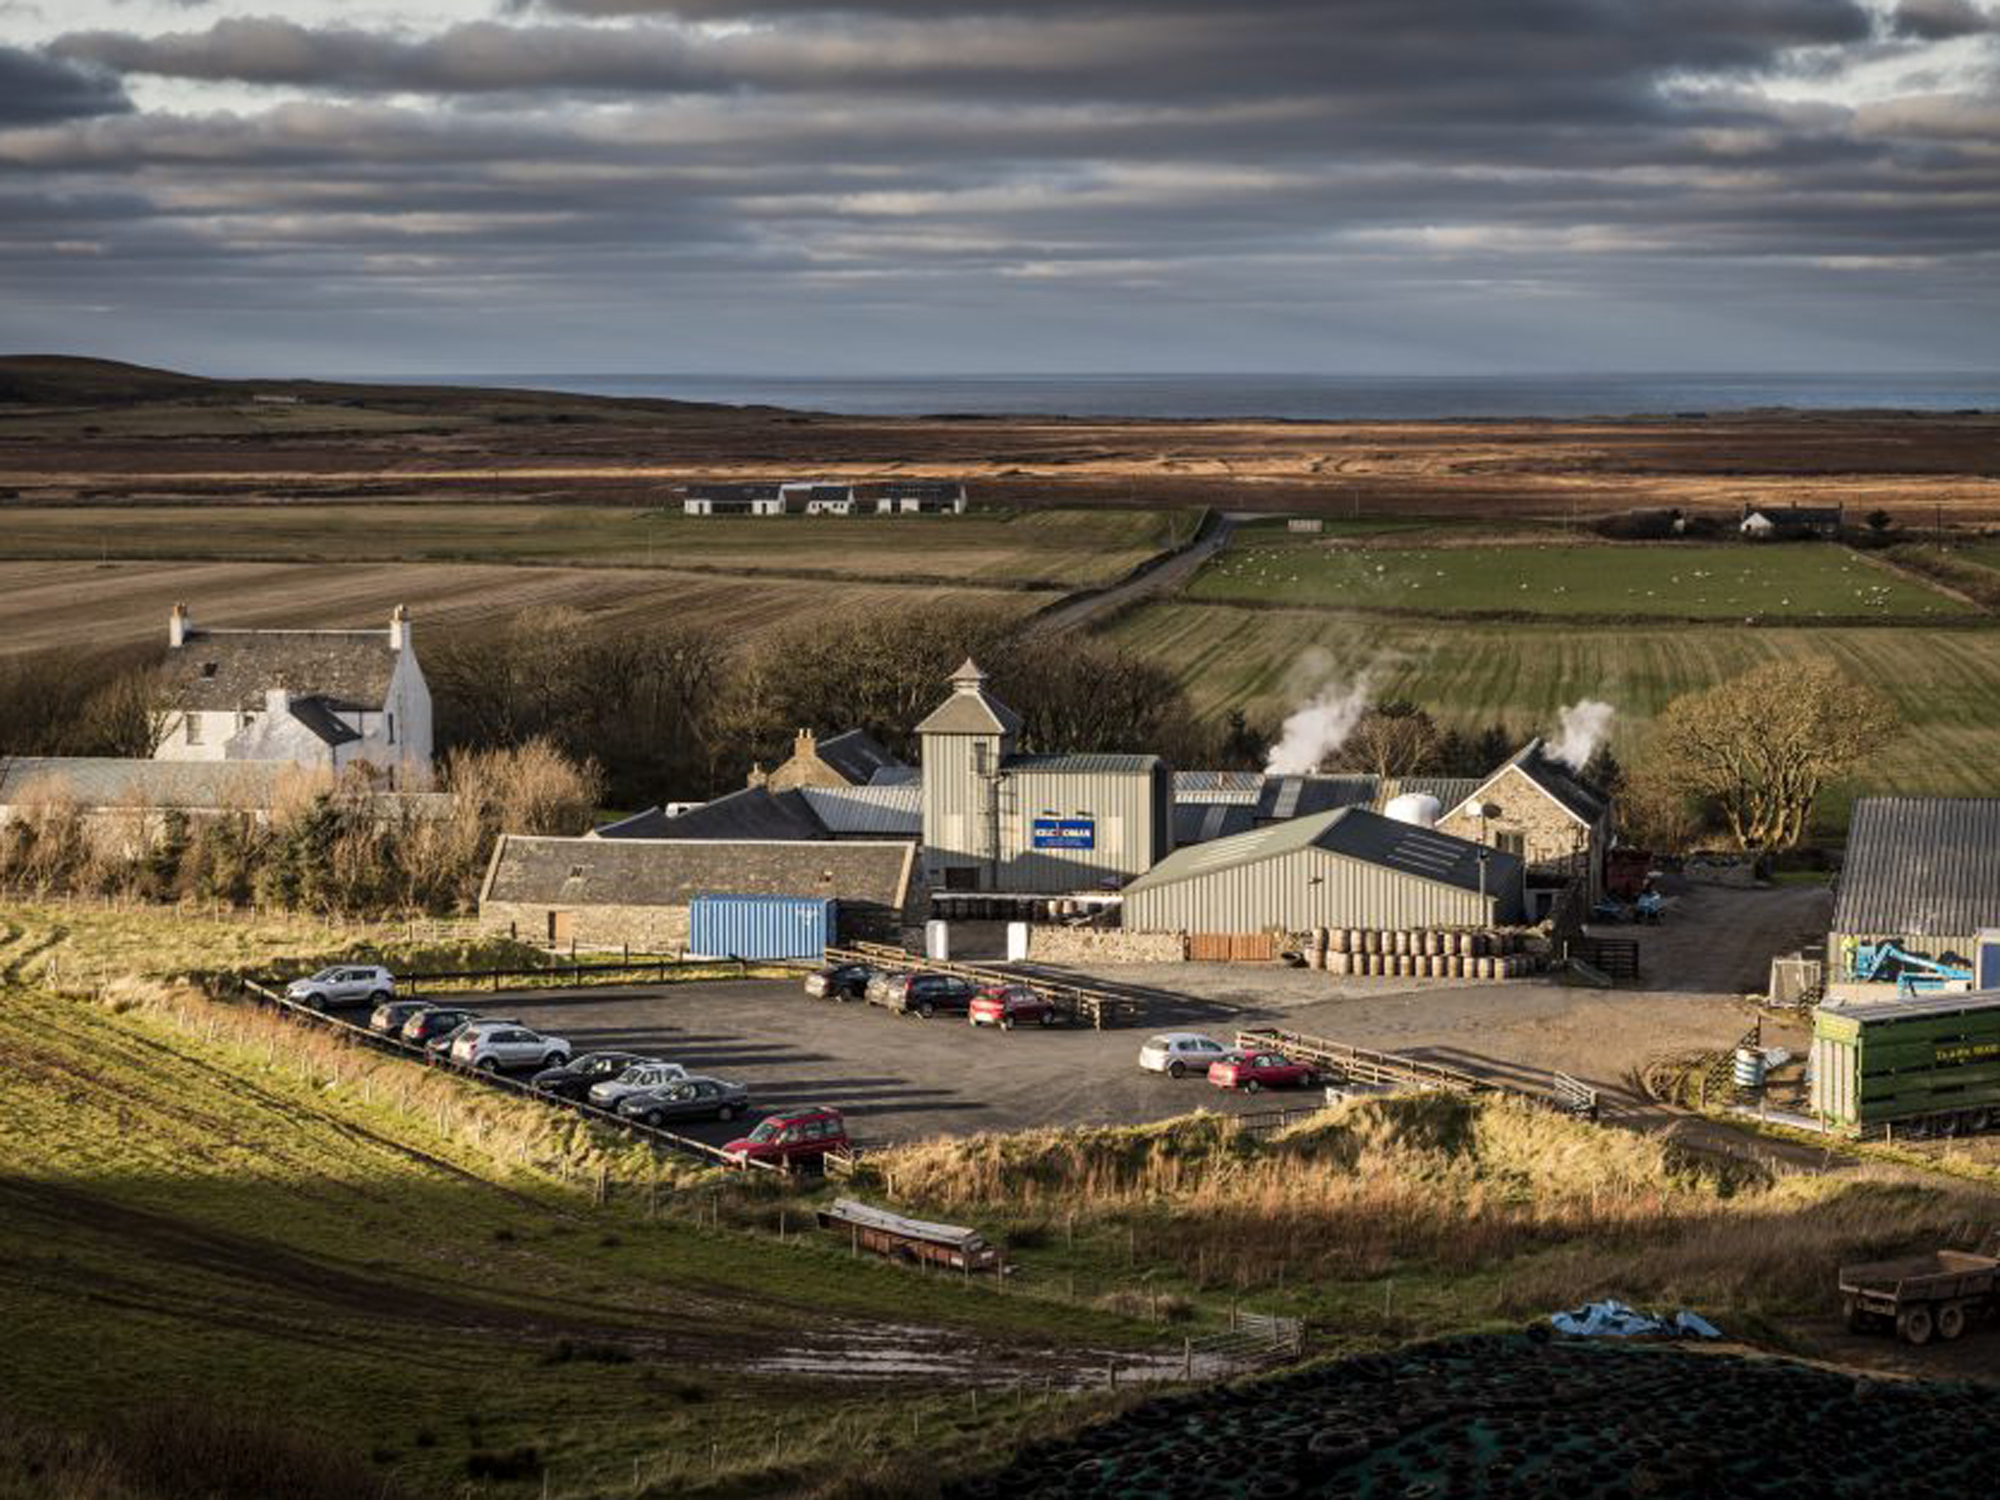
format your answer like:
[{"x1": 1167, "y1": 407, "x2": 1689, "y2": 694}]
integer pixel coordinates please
[{"x1": 1, "y1": 0, "x2": 1996, "y2": 376}]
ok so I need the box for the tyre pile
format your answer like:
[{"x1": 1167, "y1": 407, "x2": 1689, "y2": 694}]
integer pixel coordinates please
[{"x1": 946, "y1": 1333, "x2": 2000, "y2": 1499}]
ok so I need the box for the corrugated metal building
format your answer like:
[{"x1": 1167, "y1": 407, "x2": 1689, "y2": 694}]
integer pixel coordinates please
[
  {"x1": 1827, "y1": 797, "x2": 2000, "y2": 1001},
  {"x1": 916, "y1": 660, "x2": 1172, "y2": 893},
  {"x1": 1122, "y1": 806, "x2": 1523, "y2": 934}
]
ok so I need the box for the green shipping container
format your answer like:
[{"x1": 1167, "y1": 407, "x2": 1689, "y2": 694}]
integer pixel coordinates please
[{"x1": 1812, "y1": 991, "x2": 2000, "y2": 1133}]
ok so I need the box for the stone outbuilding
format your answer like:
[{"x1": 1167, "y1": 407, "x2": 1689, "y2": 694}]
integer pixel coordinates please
[
  {"x1": 1436, "y1": 739, "x2": 1610, "y2": 910},
  {"x1": 477, "y1": 833, "x2": 917, "y2": 950}
]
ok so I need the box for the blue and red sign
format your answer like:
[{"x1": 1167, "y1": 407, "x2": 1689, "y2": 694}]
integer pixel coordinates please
[{"x1": 1031, "y1": 818, "x2": 1096, "y2": 850}]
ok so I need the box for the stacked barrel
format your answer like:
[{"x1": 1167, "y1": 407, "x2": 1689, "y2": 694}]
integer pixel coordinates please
[{"x1": 1315, "y1": 926, "x2": 1544, "y2": 979}]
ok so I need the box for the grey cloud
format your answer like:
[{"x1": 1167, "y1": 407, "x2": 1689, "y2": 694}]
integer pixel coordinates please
[
  {"x1": 1889, "y1": 0, "x2": 1998, "y2": 38},
  {"x1": 0, "y1": 45, "x2": 131, "y2": 126}
]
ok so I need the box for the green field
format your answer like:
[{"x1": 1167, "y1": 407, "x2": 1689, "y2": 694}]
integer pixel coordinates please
[
  {"x1": 0, "y1": 504, "x2": 1199, "y2": 589},
  {"x1": 1110, "y1": 604, "x2": 2000, "y2": 815},
  {"x1": 1188, "y1": 539, "x2": 1969, "y2": 619}
]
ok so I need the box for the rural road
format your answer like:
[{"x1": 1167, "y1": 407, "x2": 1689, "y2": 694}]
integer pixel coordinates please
[{"x1": 1028, "y1": 509, "x2": 1245, "y2": 636}]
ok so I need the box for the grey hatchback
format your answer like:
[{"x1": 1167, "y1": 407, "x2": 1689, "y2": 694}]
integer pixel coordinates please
[{"x1": 615, "y1": 1076, "x2": 750, "y2": 1128}]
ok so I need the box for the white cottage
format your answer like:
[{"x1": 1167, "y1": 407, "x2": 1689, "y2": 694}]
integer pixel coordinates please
[{"x1": 155, "y1": 604, "x2": 434, "y2": 787}]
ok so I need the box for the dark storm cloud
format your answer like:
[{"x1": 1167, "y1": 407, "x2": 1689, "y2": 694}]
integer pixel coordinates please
[
  {"x1": 5, "y1": 0, "x2": 1997, "y2": 371},
  {"x1": 0, "y1": 43, "x2": 129, "y2": 125}
]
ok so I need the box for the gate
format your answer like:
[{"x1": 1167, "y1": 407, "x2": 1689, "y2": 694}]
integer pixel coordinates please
[{"x1": 1190, "y1": 932, "x2": 1278, "y2": 963}]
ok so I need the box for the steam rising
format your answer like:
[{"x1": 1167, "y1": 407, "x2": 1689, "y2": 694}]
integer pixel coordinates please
[
  {"x1": 1265, "y1": 655, "x2": 1373, "y2": 776},
  {"x1": 1550, "y1": 699, "x2": 1616, "y2": 771}
]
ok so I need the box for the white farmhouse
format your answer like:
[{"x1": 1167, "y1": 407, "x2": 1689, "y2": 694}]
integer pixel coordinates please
[{"x1": 155, "y1": 603, "x2": 434, "y2": 787}]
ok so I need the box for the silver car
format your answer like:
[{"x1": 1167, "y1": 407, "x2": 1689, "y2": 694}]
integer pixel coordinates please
[
  {"x1": 1138, "y1": 1032, "x2": 1230, "y2": 1079},
  {"x1": 587, "y1": 1061, "x2": 691, "y2": 1110},
  {"x1": 450, "y1": 1022, "x2": 571, "y2": 1073},
  {"x1": 286, "y1": 965, "x2": 395, "y2": 1011}
]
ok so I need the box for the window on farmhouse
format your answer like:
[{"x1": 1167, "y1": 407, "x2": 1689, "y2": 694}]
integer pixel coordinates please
[
  {"x1": 1495, "y1": 831, "x2": 1526, "y2": 858},
  {"x1": 185, "y1": 715, "x2": 203, "y2": 745},
  {"x1": 388, "y1": 713, "x2": 396, "y2": 744}
]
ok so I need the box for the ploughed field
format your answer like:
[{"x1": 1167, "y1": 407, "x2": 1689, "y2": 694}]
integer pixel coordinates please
[
  {"x1": 0, "y1": 558, "x2": 1044, "y2": 657},
  {"x1": 948, "y1": 1333, "x2": 2000, "y2": 1500},
  {"x1": 0, "y1": 503, "x2": 1197, "y2": 589},
  {"x1": 1187, "y1": 538, "x2": 1969, "y2": 620}
]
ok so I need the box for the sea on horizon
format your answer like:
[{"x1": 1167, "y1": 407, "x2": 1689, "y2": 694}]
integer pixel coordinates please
[{"x1": 338, "y1": 371, "x2": 2000, "y2": 422}]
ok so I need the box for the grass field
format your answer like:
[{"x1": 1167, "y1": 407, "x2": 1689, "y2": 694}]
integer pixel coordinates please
[
  {"x1": 0, "y1": 559, "x2": 1043, "y2": 657},
  {"x1": 0, "y1": 505, "x2": 1199, "y2": 589},
  {"x1": 0, "y1": 923, "x2": 1154, "y2": 1498},
  {"x1": 1108, "y1": 604, "x2": 2000, "y2": 815},
  {"x1": 1187, "y1": 539, "x2": 1970, "y2": 620}
]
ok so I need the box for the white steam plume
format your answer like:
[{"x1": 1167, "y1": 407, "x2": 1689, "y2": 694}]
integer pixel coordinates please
[
  {"x1": 1549, "y1": 699, "x2": 1616, "y2": 771},
  {"x1": 1265, "y1": 657, "x2": 1374, "y2": 776}
]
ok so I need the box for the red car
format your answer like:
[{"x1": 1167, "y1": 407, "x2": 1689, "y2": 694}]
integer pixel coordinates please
[
  {"x1": 1208, "y1": 1049, "x2": 1317, "y2": 1092},
  {"x1": 968, "y1": 984, "x2": 1063, "y2": 1030},
  {"x1": 723, "y1": 1106, "x2": 849, "y2": 1166}
]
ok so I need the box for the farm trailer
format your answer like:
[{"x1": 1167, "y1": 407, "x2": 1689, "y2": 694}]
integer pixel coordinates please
[
  {"x1": 1839, "y1": 1231, "x2": 2000, "y2": 1346},
  {"x1": 1809, "y1": 990, "x2": 2000, "y2": 1138}
]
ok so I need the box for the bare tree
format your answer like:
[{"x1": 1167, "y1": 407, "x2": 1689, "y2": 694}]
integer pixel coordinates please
[{"x1": 1642, "y1": 660, "x2": 1898, "y2": 849}]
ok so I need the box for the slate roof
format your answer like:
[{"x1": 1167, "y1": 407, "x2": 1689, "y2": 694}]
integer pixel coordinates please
[
  {"x1": 287, "y1": 696, "x2": 361, "y2": 747},
  {"x1": 0, "y1": 757, "x2": 448, "y2": 814},
  {"x1": 1393, "y1": 776, "x2": 1483, "y2": 810},
  {"x1": 876, "y1": 481, "x2": 965, "y2": 501},
  {"x1": 165, "y1": 628, "x2": 398, "y2": 713},
  {"x1": 1831, "y1": 797, "x2": 2000, "y2": 939},
  {"x1": 868, "y1": 764, "x2": 923, "y2": 787},
  {"x1": 1255, "y1": 774, "x2": 1378, "y2": 822},
  {"x1": 798, "y1": 784, "x2": 923, "y2": 837},
  {"x1": 1451, "y1": 739, "x2": 1608, "y2": 826},
  {"x1": 1125, "y1": 806, "x2": 1522, "y2": 899},
  {"x1": 914, "y1": 661, "x2": 1023, "y2": 737},
  {"x1": 0, "y1": 757, "x2": 296, "y2": 809},
  {"x1": 482, "y1": 834, "x2": 915, "y2": 914},
  {"x1": 815, "y1": 728, "x2": 904, "y2": 785},
  {"x1": 593, "y1": 786, "x2": 827, "y2": 842},
  {"x1": 684, "y1": 482, "x2": 781, "y2": 503}
]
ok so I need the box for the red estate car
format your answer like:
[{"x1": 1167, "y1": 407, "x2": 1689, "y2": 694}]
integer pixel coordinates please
[
  {"x1": 1208, "y1": 1050, "x2": 1318, "y2": 1092},
  {"x1": 968, "y1": 984, "x2": 1063, "y2": 1030},
  {"x1": 723, "y1": 1106, "x2": 849, "y2": 1166}
]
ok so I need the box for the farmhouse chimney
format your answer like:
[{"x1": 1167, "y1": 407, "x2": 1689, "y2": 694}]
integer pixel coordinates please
[
  {"x1": 169, "y1": 602, "x2": 190, "y2": 648},
  {"x1": 388, "y1": 603, "x2": 411, "y2": 651},
  {"x1": 265, "y1": 686, "x2": 291, "y2": 719},
  {"x1": 795, "y1": 727, "x2": 816, "y2": 760}
]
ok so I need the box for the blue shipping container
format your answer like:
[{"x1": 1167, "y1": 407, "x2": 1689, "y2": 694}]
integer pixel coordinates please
[{"x1": 688, "y1": 894, "x2": 836, "y2": 960}]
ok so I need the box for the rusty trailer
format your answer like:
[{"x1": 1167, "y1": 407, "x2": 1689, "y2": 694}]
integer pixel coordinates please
[{"x1": 816, "y1": 1197, "x2": 1004, "y2": 1274}]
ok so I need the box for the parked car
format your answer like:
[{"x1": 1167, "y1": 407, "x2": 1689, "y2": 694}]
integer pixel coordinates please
[
  {"x1": 804, "y1": 963, "x2": 875, "y2": 1002},
  {"x1": 724, "y1": 1105, "x2": 848, "y2": 1166},
  {"x1": 286, "y1": 964, "x2": 394, "y2": 1011},
  {"x1": 1138, "y1": 1032, "x2": 1231, "y2": 1079},
  {"x1": 451, "y1": 1023, "x2": 571, "y2": 1073},
  {"x1": 876, "y1": 972, "x2": 979, "y2": 1019},
  {"x1": 863, "y1": 969, "x2": 907, "y2": 1008},
  {"x1": 530, "y1": 1051, "x2": 657, "y2": 1101},
  {"x1": 369, "y1": 998, "x2": 431, "y2": 1036},
  {"x1": 968, "y1": 984, "x2": 1062, "y2": 1030},
  {"x1": 616, "y1": 1075, "x2": 751, "y2": 1128},
  {"x1": 587, "y1": 1061, "x2": 691, "y2": 1111},
  {"x1": 1208, "y1": 1049, "x2": 1317, "y2": 1092},
  {"x1": 399, "y1": 1005, "x2": 482, "y2": 1049}
]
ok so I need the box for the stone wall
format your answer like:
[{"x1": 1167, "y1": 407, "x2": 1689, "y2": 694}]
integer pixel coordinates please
[
  {"x1": 480, "y1": 900, "x2": 689, "y2": 952},
  {"x1": 1026, "y1": 926, "x2": 1187, "y2": 964},
  {"x1": 1436, "y1": 763, "x2": 1596, "y2": 889}
]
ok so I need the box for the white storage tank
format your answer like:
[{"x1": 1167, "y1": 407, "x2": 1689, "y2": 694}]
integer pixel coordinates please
[{"x1": 1384, "y1": 792, "x2": 1442, "y2": 828}]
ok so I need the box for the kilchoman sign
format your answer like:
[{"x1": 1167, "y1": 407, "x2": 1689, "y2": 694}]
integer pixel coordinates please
[{"x1": 1031, "y1": 818, "x2": 1095, "y2": 850}]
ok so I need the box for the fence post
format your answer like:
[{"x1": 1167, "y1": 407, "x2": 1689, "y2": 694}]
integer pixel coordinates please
[{"x1": 1182, "y1": 1337, "x2": 1192, "y2": 1381}]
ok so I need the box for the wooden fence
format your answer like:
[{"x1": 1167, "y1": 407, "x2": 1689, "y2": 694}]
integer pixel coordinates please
[
  {"x1": 1238, "y1": 1025, "x2": 1600, "y2": 1122},
  {"x1": 233, "y1": 974, "x2": 781, "y2": 1172},
  {"x1": 825, "y1": 941, "x2": 1144, "y2": 1029}
]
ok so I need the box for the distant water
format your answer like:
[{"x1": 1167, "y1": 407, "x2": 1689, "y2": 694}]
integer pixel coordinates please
[{"x1": 375, "y1": 371, "x2": 2000, "y2": 420}]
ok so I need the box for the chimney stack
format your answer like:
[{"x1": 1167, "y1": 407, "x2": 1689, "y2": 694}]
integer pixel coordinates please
[
  {"x1": 169, "y1": 602, "x2": 190, "y2": 648},
  {"x1": 795, "y1": 727, "x2": 816, "y2": 759},
  {"x1": 389, "y1": 603, "x2": 410, "y2": 651}
]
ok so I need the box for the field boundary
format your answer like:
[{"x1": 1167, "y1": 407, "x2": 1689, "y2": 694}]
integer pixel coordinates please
[{"x1": 1141, "y1": 593, "x2": 1996, "y2": 630}]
